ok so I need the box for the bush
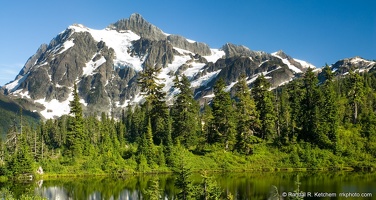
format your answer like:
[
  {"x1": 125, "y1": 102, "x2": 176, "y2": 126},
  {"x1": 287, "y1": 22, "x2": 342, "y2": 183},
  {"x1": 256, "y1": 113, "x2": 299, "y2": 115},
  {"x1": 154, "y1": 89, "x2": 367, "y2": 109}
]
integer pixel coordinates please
[{"x1": 41, "y1": 159, "x2": 65, "y2": 173}]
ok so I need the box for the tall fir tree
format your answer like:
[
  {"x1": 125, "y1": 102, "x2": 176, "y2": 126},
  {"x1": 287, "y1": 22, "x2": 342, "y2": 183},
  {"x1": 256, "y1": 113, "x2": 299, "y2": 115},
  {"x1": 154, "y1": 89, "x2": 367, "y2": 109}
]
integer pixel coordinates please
[
  {"x1": 300, "y1": 68, "x2": 326, "y2": 146},
  {"x1": 171, "y1": 75, "x2": 200, "y2": 147},
  {"x1": 252, "y1": 75, "x2": 277, "y2": 140},
  {"x1": 67, "y1": 83, "x2": 85, "y2": 157},
  {"x1": 287, "y1": 79, "x2": 305, "y2": 142},
  {"x1": 211, "y1": 78, "x2": 236, "y2": 150},
  {"x1": 138, "y1": 65, "x2": 169, "y2": 145},
  {"x1": 347, "y1": 69, "x2": 365, "y2": 124},
  {"x1": 320, "y1": 65, "x2": 339, "y2": 149},
  {"x1": 233, "y1": 74, "x2": 260, "y2": 154},
  {"x1": 276, "y1": 87, "x2": 292, "y2": 144}
]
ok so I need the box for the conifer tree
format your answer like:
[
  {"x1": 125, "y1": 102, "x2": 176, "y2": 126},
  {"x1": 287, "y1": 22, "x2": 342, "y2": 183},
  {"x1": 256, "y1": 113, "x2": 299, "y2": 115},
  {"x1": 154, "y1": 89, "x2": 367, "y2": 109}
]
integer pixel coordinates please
[
  {"x1": 171, "y1": 75, "x2": 200, "y2": 147},
  {"x1": 129, "y1": 105, "x2": 145, "y2": 143},
  {"x1": 138, "y1": 65, "x2": 169, "y2": 145},
  {"x1": 347, "y1": 69, "x2": 365, "y2": 124},
  {"x1": 276, "y1": 87, "x2": 291, "y2": 144},
  {"x1": 99, "y1": 112, "x2": 113, "y2": 153},
  {"x1": 252, "y1": 75, "x2": 277, "y2": 140},
  {"x1": 211, "y1": 78, "x2": 236, "y2": 150},
  {"x1": 287, "y1": 79, "x2": 304, "y2": 141},
  {"x1": 233, "y1": 74, "x2": 260, "y2": 154},
  {"x1": 320, "y1": 65, "x2": 339, "y2": 148},
  {"x1": 67, "y1": 83, "x2": 84, "y2": 157},
  {"x1": 124, "y1": 106, "x2": 133, "y2": 141},
  {"x1": 201, "y1": 102, "x2": 215, "y2": 145},
  {"x1": 6, "y1": 133, "x2": 34, "y2": 175},
  {"x1": 300, "y1": 68, "x2": 328, "y2": 146},
  {"x1": 137, "y1": 117, "x2": 154, "y2": 165}
]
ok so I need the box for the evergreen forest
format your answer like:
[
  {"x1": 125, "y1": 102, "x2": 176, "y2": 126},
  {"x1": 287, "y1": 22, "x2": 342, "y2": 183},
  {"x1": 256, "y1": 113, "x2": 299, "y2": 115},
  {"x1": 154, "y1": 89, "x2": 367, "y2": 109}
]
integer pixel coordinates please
[{"x1": 1, "y1": 65, "x2": 376, "y2": 180}]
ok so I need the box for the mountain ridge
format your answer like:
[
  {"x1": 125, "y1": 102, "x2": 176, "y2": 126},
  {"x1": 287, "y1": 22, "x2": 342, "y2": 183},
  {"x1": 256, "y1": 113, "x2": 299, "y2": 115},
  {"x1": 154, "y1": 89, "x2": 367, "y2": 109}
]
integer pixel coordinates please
[{"x1": 2, "y1": 13, "x2": 374, "y2": 120}]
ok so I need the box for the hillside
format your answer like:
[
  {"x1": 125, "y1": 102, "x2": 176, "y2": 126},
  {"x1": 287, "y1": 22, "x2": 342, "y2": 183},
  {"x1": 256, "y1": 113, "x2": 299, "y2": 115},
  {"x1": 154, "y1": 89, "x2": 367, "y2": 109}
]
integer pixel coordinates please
[{"x1": 0, "y1": 93, "x2": 40, "y2": 137}]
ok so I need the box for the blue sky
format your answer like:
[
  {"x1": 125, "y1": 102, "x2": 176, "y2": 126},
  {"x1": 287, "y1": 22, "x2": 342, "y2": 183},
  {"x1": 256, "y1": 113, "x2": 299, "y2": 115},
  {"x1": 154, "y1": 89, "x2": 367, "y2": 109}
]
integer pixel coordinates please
[{"x1": 0, "y1": 0, "x2": 375, "y2": 86}]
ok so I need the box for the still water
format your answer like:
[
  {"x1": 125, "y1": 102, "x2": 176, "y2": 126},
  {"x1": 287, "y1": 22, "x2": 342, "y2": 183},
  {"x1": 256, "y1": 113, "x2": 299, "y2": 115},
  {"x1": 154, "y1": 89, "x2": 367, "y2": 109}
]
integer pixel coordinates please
[{"x1": 2, "y1": 171, "x2": 375, "y2": 199}]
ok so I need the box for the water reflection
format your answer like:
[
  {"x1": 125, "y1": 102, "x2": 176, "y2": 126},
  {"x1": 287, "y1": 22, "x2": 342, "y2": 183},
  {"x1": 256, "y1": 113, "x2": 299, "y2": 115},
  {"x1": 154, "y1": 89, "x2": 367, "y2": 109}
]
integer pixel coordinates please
[{"x1": 2, "y1": 171, "x2": 375, "y2": 200}]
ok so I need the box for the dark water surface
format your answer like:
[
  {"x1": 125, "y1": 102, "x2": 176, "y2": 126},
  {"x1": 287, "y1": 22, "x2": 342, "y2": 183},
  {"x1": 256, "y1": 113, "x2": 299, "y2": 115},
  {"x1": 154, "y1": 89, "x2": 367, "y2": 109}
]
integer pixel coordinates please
[{"x1": 2, "y1": 171, "x2": 375, "y2": 199}]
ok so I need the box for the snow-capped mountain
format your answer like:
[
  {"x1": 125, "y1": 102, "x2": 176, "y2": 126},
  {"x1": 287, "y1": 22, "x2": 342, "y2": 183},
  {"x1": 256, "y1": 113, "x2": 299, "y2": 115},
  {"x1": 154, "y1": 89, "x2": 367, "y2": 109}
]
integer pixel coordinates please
[
  {"x1": 330, "y1": 56, "x2": 376, "y2": 74},
  {"x1": 2, "y1": 13, "x2": 320, "y2": 119}
]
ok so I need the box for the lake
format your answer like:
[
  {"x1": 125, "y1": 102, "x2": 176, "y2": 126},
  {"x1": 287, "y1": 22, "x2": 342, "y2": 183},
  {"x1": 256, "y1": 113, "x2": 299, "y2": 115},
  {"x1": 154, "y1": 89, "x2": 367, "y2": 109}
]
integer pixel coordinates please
[{"x1": 1, "y1": 171, "x2": 375, "y2": 199}]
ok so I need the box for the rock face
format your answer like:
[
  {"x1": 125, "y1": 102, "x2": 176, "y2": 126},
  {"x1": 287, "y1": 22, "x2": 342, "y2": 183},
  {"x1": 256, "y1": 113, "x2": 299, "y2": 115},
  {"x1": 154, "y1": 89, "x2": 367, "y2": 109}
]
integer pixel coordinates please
[
  {"x1": 167, "y1": 35, "x2": 211, "y2": 56},
  {"x1": 132, "y1": 39, "x2": 175, "y2": 68},
  {"x1": 3, "y1": 13, "x2": 325, "y2": 119},
  {"x1": 221, "y1": 43, "x2": 257, "y2": 58}
]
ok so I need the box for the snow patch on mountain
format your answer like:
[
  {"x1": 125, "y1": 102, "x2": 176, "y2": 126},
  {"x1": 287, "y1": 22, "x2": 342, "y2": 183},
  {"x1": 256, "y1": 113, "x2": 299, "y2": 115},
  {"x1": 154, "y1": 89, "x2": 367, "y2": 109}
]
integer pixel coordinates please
[
  {"x1": 191, "y1": 69, "x2": 221, "y2": 88},
  {"x1": 59, "y1": 39, "x2": 75, "y2": 54},
  {"x1": 12, "y1": 89, "x2": 31, "y2": 99},
  {"x1": 351, "y1": 56, "x2": 364, "y2": 64},
  {"x1": 35, "y1": 92, "x2": 73, "y2": 119},
  {"x1": 203, "y1": 49, "x2": 225, "y2": 63},
  {"x1": 132, "y1": 94, "x2": 144, "y2": 104},
  {"x1": 183, "y1": 62, "x2": 206, "y2": 78},
  {"x1": 186, "y1": 38, "x2": 196, "y2": 43},
  {"x1": 158, "y1": 48, "x2": 225, "y2": 94},
  {"x1": 83, "y1": 55, "x2": 106, "y2": 76},
  {"x1": 225, "y1": 81, "x2": 238, "y2": 92},
  {"x1": 158, "y1": 51, "x2": 192, "y2": 92},
  {"x1": 259, "y1": 60, "x2": 269, "y2": 67},
  {"x1": 4, "y1": 72, "x2": 30, "y2": 92},
  {"x1": 294, "y1": 58, "x2": 315, "y2": 69},
  {"x1": 271, "y1": 52, "x2": 302, "y2": 73},
  {"x1": 68, "y1": 24, "x2": 143, "y2": 71}
]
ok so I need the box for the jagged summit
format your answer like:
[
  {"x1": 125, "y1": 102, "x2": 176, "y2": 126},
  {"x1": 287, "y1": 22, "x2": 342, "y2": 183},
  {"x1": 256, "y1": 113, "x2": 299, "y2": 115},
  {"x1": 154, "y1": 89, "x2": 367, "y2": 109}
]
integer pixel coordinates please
[
  {"x1": 108, "y1": 13, "x2": 166, "y2": 41},
  {"x1": 107, "y1": 13, "x2": 211, "y2": 56}
]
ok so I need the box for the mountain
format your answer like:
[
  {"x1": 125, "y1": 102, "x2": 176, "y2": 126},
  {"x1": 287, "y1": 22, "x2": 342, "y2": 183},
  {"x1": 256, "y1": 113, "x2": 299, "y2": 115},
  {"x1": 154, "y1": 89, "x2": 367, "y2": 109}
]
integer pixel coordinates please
[
  {"x1": 330, "y1": 56, "x2": 376, "y2": 75},
  {"x1": 5, "y1": 13, "x2": 371, "y2": 120}
]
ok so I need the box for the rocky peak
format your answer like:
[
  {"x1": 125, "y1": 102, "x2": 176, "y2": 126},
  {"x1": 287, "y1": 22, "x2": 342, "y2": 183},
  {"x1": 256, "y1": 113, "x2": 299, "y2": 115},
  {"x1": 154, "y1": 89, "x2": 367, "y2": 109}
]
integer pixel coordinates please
[
  {"x1": 221, "y1": 43, "x2": 252, "y2": 58},
  {"x1": 273, "y1": 50, "x2": 289, "y2": 59},
  {"x1": 108, "y1": 13, "x2": 166, "y2": 41},
  {"x1": 109, "y1": 14, "x2": 212, "y2": 56},
  {"x1": 221, "y1": 43, "x2": 264, "y2": 58}
]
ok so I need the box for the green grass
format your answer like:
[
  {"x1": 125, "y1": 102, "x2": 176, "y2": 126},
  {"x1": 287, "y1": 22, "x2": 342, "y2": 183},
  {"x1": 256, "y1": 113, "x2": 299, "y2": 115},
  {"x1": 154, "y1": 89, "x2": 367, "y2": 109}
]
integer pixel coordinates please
[{"x1": 31, "y1": 141, "x2": 376, "y2": 179}]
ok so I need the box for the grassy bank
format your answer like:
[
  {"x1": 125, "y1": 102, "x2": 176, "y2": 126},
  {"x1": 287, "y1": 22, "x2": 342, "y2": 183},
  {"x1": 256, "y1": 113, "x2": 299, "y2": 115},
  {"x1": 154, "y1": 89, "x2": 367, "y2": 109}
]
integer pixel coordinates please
[{"x1": 30, "y1": 142, "x2": 374, "y2": 179}]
